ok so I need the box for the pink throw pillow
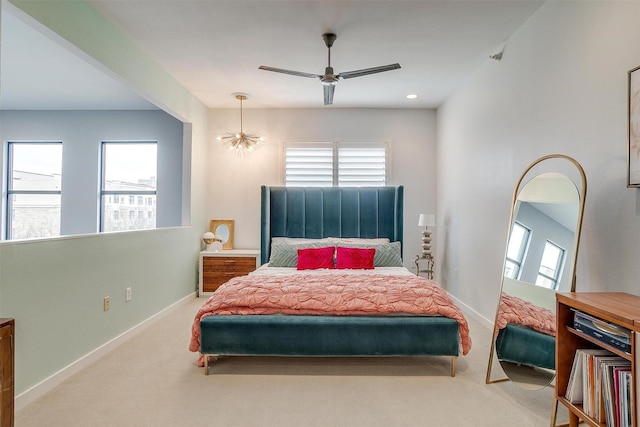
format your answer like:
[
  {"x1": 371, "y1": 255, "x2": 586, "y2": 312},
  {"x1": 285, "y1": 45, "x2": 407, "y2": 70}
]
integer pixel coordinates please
[
  {"x1": 297, "y1": 246, "x2": 335, "y2": 270},
  {"x1": 335, "y1": 247, "x2": 375, "y2": 270}
]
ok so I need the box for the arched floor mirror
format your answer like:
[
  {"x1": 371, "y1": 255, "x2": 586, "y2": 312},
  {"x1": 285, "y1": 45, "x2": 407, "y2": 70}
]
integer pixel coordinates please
[{"x1": 486, "y1": 154, "x2": 587, "y2": 391}]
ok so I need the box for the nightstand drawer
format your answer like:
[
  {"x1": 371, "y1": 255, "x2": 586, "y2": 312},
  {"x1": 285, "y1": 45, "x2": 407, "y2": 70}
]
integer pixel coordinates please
[
  {"x1": 199, "y1": 250, "x2": 260, "y2": 295},
  {"x1": 203, "y1": 256, "x2": 256, "y2": 273},
  {"x1": 202, "y1": 272, "x2": 240, "y2": 293}
]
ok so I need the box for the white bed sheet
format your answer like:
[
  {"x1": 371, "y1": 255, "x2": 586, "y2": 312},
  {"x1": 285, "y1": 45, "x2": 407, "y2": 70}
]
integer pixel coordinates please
[{"x1": 250, "y1": 264, "x2": 415, "y2": 277}]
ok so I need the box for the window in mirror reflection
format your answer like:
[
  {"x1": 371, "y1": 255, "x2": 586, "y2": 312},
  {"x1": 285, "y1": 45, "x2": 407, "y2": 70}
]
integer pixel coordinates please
[
  {"x1": 535, "y1": 241, "x2": 566, "y2": 290},
  {"x1": 504, "y1": 222, "x2": 530, "y2": 279},
  {"x1": 100, "y1": 141, "x2": 157, "y2": 232},
  {"x1": 6, "y1": 141, "x2": 63, "y2": 240}
]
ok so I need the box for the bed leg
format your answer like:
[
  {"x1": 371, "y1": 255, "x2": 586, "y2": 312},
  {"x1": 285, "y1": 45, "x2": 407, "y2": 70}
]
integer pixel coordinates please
[
  {"x1": 451, "y1": 356, "x2": 457, "y2": 377},
  {"x1": 204, "y1": 354, "x2": 209, "y2": 375}
]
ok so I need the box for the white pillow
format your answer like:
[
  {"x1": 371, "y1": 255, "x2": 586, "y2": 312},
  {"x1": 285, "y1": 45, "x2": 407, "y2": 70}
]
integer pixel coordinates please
[
  {"x1": 327, "y1": 237, "x2": 390, "y2": 244},
  {"x1": 271, "y1": 237, "x2": 331, "y2": 245}
]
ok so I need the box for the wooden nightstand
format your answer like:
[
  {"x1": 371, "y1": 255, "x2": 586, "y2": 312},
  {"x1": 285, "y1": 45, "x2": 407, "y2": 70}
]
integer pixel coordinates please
[{"x1": 199, "y1": 249, "x2": 260, "y2": 297}]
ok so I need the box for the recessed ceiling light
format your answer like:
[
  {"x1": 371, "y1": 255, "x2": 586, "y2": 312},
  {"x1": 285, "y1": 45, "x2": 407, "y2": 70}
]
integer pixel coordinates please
[{"x1": 406, "y1": 94, "x2": 418, "y2": 99}]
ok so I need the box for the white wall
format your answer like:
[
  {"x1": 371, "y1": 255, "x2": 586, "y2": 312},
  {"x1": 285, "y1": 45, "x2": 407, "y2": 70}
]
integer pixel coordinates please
[
  {"x1": 207, "y1": 108, "x2": 437, "y2": 268},
  {"x1": 438, "y1": 1, "x2": 640, "y2": 323},
  {"x1": 1, "y1": 0, "x2": 209, "y2": 401}
]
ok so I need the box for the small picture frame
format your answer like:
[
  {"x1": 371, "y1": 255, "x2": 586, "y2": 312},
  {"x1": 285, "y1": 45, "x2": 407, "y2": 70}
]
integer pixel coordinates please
[
  {"x1": 628, "y1": 65, "x2": 640, "y2": 187},
  {"x1": 209, "y1": 219, "x2": 234, "y2": 250}
]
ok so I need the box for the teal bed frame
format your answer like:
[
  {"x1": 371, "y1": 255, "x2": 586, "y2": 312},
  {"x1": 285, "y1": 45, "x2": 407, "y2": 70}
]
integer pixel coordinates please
[
  {"x1": 495, "y1": 323, "x2": 555, "y2": 370},
  {"x1": 200, "y1": 186, "x2": 461, "y2": 376}
]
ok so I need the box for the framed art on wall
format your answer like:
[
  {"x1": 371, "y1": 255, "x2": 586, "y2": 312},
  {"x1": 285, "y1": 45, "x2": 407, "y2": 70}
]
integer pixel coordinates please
[
  {"x1": 210, "y1": 219, "x2": 234, "y2": 249},
  {"x1": 628, "y1": 65, "x2": 640, "y2": 187}
]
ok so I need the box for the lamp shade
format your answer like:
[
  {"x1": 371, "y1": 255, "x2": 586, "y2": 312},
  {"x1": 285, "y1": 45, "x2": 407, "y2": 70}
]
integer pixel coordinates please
[
  {"x1": 418, "y1": 214, "x2": 435, "y2": 227},
  {"x1": 202, "y1": 232, "x2": 216, "y2": 243}
]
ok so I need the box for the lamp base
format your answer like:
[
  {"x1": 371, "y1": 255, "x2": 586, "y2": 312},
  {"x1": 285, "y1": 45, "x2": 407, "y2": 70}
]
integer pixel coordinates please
[{"x1": 206, "y1": 241, "x2": 223, "y2": 252}]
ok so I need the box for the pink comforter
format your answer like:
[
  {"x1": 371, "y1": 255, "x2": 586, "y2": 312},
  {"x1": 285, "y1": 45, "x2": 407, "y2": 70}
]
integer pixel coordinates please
[
  {"x1": 495, "y1": 292, "x2": 556, "y2": 337},
  {"x1": 189, "y1": 272, "x2": 472, "y2": 356}
]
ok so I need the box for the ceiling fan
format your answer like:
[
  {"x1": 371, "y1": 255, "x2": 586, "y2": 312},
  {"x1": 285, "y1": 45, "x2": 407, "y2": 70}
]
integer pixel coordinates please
[{"x1": 259, "y1": 33, "x2": 401, "y2": 105}]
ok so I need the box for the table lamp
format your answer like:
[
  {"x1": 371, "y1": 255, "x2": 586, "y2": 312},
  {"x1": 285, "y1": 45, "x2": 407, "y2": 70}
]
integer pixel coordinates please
[
  {"x1": 418, "y1": 214, "x2": 435, "y2": 258},
  {"x1": 202, "y1": 232, "x2": 223, "y2": 252}
]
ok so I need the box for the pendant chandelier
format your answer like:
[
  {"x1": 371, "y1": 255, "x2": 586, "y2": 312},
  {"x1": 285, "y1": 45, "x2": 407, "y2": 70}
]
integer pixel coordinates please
[{"x1": 218, "y1": 93, "x2": 264, "y2": 157}]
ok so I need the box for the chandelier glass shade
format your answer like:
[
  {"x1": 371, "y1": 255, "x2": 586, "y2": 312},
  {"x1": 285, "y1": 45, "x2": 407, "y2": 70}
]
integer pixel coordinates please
[{"x1": 218, "y1": 93, "x2": 264, "y2": 157}]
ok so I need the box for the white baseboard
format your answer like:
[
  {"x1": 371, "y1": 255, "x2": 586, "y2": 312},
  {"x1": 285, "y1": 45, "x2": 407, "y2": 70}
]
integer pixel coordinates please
[
  {"x1": 15, "y1": 292, "x2": 197, "y2": 411},
  {"x1": 446, "y1": 292, "x2": 494, "y2": 331}
]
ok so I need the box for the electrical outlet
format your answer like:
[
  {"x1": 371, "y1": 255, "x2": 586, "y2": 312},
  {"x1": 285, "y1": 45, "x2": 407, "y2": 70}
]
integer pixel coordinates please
[
  {"x1": 125, "y1": 287, "x2": 132, "y2": 302},
  {"x1": 103, "y1": 296, "x2": 110, "y2": 311}
]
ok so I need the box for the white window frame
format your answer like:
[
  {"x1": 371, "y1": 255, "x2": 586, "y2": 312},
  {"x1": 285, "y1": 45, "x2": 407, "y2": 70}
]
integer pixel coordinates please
[
  {"x1": 99, "y1": 141, "x2": 157, "y2": 232},
  {"x1": 504, "y1": 221, "x2": 531, "y2": 279},
  {"x1": 535, "y1": 240, "x2": 566, "y2": 290},
  {"x1": 5, "y1": 141, "x2": 63, "y2": 240},
  {"x1": 283, "y1": 142, "x2": 389, "y2": 187}
]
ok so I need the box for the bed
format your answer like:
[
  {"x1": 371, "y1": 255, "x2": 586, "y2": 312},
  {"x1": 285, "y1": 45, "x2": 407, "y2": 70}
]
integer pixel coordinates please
[
  {"x1": 494, "y1": 292, "x2": 556, "y2": 370},
  {"x1": 495, "y1": 324, "x2": 555, "y2": 370},
  {"x1": 189, "y1": 186, "x2": 471, "y2": 376}
]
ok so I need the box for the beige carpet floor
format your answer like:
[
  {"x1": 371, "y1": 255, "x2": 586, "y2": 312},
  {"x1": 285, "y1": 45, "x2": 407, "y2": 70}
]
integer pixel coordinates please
[{"x1": 16, "y1": 297, "x2": 568, "y2": 426}]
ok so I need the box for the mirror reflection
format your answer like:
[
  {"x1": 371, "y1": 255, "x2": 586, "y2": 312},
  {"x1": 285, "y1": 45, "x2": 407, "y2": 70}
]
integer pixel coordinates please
[
  {"x1": 506, "y1": 173, "x2": 580, "y2": 293},
  {"x1": 487, "y1": 155, "x2": 587, "y2": 390},
  {"x1": 215, "y1": 225, "x2": 230, "y2": 244}
]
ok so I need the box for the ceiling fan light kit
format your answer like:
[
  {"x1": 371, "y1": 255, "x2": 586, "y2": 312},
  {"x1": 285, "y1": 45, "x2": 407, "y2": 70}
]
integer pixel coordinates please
[
  {"x1": 259, "y1": 33, "x2": 401, "y2": 105},
  {"x1": 218, "y1": 93, "x2": 264, "y2": 157}
]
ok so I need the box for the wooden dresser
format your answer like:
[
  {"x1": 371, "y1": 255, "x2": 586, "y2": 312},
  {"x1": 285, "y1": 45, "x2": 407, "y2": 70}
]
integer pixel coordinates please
[
  {"x1": 199, "y1": 249, "x2": 260, "y2": 297},
  {"x1": 1, "y1": 318, "x2": 14, "y2": 427}
]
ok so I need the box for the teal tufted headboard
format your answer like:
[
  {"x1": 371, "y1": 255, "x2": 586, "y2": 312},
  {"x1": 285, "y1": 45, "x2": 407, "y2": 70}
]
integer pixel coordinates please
[{"x1": 260, "y1": 186, "x2": 404, "y2": 265}]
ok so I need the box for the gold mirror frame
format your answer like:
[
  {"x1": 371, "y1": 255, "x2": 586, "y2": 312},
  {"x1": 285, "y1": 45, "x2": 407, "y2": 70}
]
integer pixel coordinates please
[
  {"x1": 486, "y1": 154, "x2": 587, "y2": 389},
  {"x1": 210, "y1": 219, "x2": 235, "y2": 250}
]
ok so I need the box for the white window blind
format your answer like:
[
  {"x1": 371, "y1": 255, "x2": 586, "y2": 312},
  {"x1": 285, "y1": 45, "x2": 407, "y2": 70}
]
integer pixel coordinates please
[
  {"x1": 285, "y1": 143, "x2": 387, "y2": 187},
  {"x1": 338, "y1": 146, "x2": 386, "y2": 187},
  {"x1": 285, "y1": 145, "x2": 334, "y2": 187}
]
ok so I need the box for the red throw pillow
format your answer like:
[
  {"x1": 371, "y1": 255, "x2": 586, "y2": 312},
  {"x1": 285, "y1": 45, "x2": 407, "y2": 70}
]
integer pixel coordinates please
[
  {"x1": 335, "y1": 247, "x2": 375, "y2": 270},
  {"x1": 297, "y1": 246, "x2": 335, "y2": 270}
]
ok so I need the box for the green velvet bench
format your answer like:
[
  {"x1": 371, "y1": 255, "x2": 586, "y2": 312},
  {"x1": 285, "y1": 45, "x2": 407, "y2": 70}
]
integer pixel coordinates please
[
  {"x1": 200, "y1": 314, "x2": 460, "y2": 376},
  {"x1": 495, "y1": 323, "x2": 555, "y2": 370}
]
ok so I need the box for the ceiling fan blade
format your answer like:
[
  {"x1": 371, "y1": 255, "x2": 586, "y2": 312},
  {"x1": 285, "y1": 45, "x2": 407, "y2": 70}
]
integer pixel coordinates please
[
  {"x1": 338, "y1": 63, "x2": 401, "y2": 80},
  {"x1": 258, "y1": 65, "x2": 321, "y2": 79},
  {"x1": 323, "y1": 84, "x2": 335, "y2": 105}
]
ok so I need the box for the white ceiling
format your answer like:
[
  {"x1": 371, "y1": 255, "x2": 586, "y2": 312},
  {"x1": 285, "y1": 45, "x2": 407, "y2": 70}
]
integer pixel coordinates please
[{"x1": 1, "y1": 0, "x2": 545, "y2": 110}]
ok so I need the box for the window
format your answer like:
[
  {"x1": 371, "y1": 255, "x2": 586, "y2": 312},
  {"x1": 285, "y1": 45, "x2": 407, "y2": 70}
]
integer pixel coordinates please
[
  {"x1": 284, "y1": 142, "x2": 387, "y2": 187},
  {"x1": 504, "y1": 222, "x2": 530, "y2": 279},
  {"x1": 5, "y1": 142, "x2": 63, "y2": 240},
  {"x1": 100, "y1": 142, "x2": 157, "y2": 232},
  {"x1": 536, "y1": 241, "x2": 565, "y2": 290},
  {"x1": 338, "y1": 146, "x2": 386, "y2": 186},
  {"x1": 285, "y1": 144, "x2": 333, "y2": 186}
]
